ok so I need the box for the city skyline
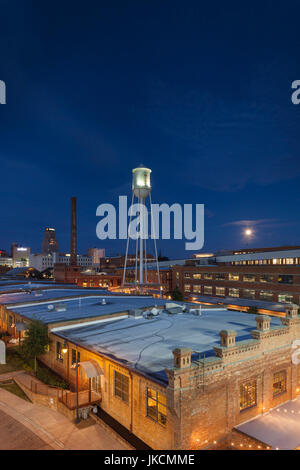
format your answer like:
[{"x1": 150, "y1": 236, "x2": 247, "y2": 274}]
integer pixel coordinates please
[{"x1": 1, "y1": 1, "x2": 300, "y2": 257}]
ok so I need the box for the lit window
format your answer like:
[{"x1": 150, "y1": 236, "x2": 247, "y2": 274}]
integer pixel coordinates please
[
  {"x1": 229, "y1": 288, "x2": 239, "y2": 298},
  {"x1": 204, "y1": 286, "x2": 213, "y2": 295},
  {"x1": 278, "y1": 275, "x2": 293, "y2": 285},
  {"x1": 184, "y1": 284, "x2": 191, "y2": 292},
  {"x1": 229, "y1": 273, "x2": 239, "y2": 281},
  {"x1": 71, "y1": 349, "x2": 80, "y2": 365},
  {"x1": 260, "y1": 274, "x2": 274, "y2": 283},
  {"x1": 193, "y1": 273, "x2": 201, "y2": 279},
  {"x1": 260, "y1": 291, "x2": 273, "y2": 301},
  {"x1": 193, "y1": 285, "x2": 201, "y2": 293},
  {"x1": 240, "y1": 380, "x2": 257, "y2": 411},
  {"x1": 243, "y1": 289, "x2": 256, "y2": 299},
  {"x1": 273, "y1": 370, "x2": 286, "y2": 397},
  {"x1": 215, "y1": 287, "x2": 225, "y2": 296},
  {"x1": 114, "y1": 371, "x2": 129, "y2": 404},
  {"x1": 56, "y1": 342, "x2": 63, "y2": 362},
  {"x1": 146, "y1": 388, "x2": 167, "y2": 426},
  {"x1": 203, "y1": 273, "x2": 213, "y2": 280},
  {"x1": 278, "y1": 294, "x2": 293, "y2": 303},
  {"x1": 243, "y1": 274, "x2": 255, "y2": 282}
]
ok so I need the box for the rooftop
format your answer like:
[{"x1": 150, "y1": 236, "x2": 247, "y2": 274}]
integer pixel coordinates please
[
  {"x1": 7, "y1": 295, "x2": 168, "y2": 324},
  {"x1": 0, "y1": 288, "x2": 110, "y2": 305},
  {"x1": 53, "y1": 308, "x2": 282, "y2": 383},
  {"x1": 191, "y1": 295, "x2": 289, "y2": 313}
]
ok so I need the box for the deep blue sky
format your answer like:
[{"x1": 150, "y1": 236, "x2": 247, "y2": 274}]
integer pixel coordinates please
[{"x1": 0, "y1": 0, "x2": 300, "y2": 258}]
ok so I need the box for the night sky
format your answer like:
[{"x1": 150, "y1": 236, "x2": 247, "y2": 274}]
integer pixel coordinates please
[{"x1": 1, "y1": 0, "x2": 300, "y2": 258}]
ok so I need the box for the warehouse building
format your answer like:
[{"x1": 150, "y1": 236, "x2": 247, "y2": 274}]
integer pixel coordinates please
[{"x1": 1, "y1": 289, "x2": 300, "y2": 449}]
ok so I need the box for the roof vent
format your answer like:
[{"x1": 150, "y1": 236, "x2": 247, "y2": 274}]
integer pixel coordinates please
[{"x1": 129, "y1": 309, "x2": 143, "y2": 318}]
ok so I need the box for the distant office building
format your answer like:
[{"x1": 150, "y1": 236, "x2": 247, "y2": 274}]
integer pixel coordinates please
[
  {"x1": 173, "y1": 245, "x2": 300, "y2": 305},
  {"x1": 29, "y1": 252, "x2": 93, "y2": 272},
  {"x1": 87, "y1": 248, "x2": 105, "y2": 264},
  {"x1": 11, "y1": 244, "x2": 30, "y2": 267},
  {"x1": 42, "y1": 227, "x2": 59, "y2": 254}
]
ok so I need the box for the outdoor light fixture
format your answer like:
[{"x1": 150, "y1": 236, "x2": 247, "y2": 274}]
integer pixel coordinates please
[{"x1": 62, "y1": 342, "x2": 68, "y2": 354}]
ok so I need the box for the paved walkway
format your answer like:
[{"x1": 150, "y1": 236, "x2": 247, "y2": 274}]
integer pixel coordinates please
[{"x1": 0, "y1": 387, "x2": 128, "y2": 450}]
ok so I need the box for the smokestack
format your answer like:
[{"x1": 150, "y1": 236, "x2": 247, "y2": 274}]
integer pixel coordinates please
[{"x1": 70, "y1": 197, "x2": 77, "y2": 266}]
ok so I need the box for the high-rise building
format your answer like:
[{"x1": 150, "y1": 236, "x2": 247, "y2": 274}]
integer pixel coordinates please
[
  {"x1": 11, "y1": 244, "x2": 31, "y2": 267},
  {"x1": 41, "y1": 227, "x2": 59, "y2": 254},
  {"x1": 87, "y1": 248, "x2": 105, "y2": 264}
]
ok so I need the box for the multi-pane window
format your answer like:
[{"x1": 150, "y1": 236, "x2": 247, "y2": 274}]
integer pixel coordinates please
[
  {"x1": 243, "y1": 274, "x2": 256, "y2": 282},
  {"x1": 215, "y1": 273, "x2": 226, "y2": 280},
  {"x1": 184, "y1": 284, "x2": 191, "y2": 292},
  {"x1": 146, "y1": 388, "x2": 167, "y2": 426},
  {"x1": 184, "y1": 272, "x2": 191, "y2": 279},
  {"x1": 243, "y1": 289, "x2": 256, "y2": 299},
  {"x1": 71, "y1": 349, "x2": 80, "y2": 365},
  {"x1": 278, "y1": 294, "x2": 294, "y2": 303},
  {"x1": 215, "y1": 287, "x2": 225, "y2": 296},
  {"x1": 114, "y1": 371, "x2": 129, "y2": 404},
  {"x1": 278, "y1": 275, "x2": 293, "y2": 285},
  {"x1": 203, "y1": 273, "x2": 213, "y2": 280},
  {"x1": 229, "y1": 273, "x2": 239, "y2": 281},
  {"x1": 203, "y1": 286, "x2": 213, "y2": 295},
  {"x1": 56, "y1": 342, "x2": 63, "y2": 362},
  {"x1": 193, "y1": 273, "x2": 201, "y2": 279},
  {"x1": 193, "y1": 285, "x2": 201, "y2": 293},
  {"x1": 229, "y1": 288, "x2": 239, "y2": 298},
  {"x1": 240, "y1": 380, "x2": 257, "y2": 411},
  {"x1": 260, "y1": 274, "x2": 274, "y2": 283},
  {"x1": 273, "y1": 370, "x2": 287, "y2": 397},
  {"x1": 259, "y1": 291, "x2": 274, "y2": 301}
]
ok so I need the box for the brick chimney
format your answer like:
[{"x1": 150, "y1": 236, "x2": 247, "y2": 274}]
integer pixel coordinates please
[
  {"x1": 172, "y1": 348, "x2": 192, "y2": 369},
  {"x1": 255, "y1": 315, "x2": 271, "y2": 332},
  {"x1": 219, "y1": 330, "x2": 237, "y2": 348},
  {"x1": 285, "y1": 304, "x2": 299, "y2": 319}
]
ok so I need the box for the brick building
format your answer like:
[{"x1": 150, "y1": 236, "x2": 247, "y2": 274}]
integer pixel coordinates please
[
  {"x1": 172, "y1": 246, "x2": 300, "y2": 304},
  {"x1": 2, "y1": 291, "x2": 300, "y2": 449}
]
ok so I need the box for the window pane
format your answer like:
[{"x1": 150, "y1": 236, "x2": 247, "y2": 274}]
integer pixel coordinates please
[
  {"x1": 273, "y1": 370, "x2": 287, "y2": 397},
  {"x1": 147, "y1": 388, "x2": 167, "y2": 426},
  {"x1": 240, "y1": 380, "x2": 257, "y2": 411},
  {"x1": 114, "y1": 371, "x2": 129, "y2": 404}
]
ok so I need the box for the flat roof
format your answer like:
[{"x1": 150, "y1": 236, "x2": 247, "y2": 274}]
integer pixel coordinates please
[
  {"x1": 53, "y1": 308, "x2": 282, "y2": 383},
  {"x1": 236, "y1": 396, "x2": 300, "y2": 450},
  {"x1": 192, "y1": 295, "x2": 288, "y2": 313},
  {"x1": 7, "y1": 295, "x2": 168, "y2": 324},
  {"x1": 0, "y1": 288, "x2": 109, "y2": 305}
]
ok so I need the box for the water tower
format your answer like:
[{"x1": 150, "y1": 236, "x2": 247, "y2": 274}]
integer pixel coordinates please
[{"x1": 123, "y1": 165, "x2": 160, "y2": 292}]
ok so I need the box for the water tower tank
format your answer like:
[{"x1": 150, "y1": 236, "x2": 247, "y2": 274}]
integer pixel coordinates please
[{"x1": 132, "y1": 165, "x2": 152, "y2": 200}]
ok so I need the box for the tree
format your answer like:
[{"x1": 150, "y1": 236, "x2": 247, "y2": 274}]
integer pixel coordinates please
[
  {"x1": 21, "y1": 319, "x2": 50, "y2": 373},
  {"x1": 247, "y1": 306, "x2": 258, "y2": 315},
  {"x1": 170, "y1": 285, "x2": 184, "y2": 302}
]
